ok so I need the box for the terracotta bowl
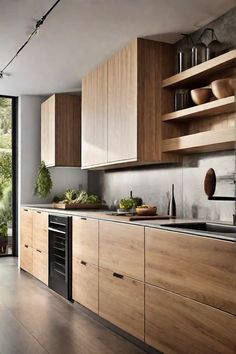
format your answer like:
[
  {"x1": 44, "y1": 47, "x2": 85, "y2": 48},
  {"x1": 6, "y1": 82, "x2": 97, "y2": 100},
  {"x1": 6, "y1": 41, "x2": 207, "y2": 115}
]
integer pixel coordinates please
[
  {"x1": 136, "y1": 206, "x2": 157, "y2": 216},
  {"x1": 211, "y1": 79, "x2": 234, "y2": 99},
  {"x1": 191, "y1": 88, "x2": 212, "y2": 105}
]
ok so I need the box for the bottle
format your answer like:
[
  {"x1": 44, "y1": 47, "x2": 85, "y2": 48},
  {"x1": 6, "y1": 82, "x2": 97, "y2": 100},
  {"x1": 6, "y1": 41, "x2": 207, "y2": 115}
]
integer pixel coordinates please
[{"x1": 168, "y1": 184, "x2": 176, "y2": 218}]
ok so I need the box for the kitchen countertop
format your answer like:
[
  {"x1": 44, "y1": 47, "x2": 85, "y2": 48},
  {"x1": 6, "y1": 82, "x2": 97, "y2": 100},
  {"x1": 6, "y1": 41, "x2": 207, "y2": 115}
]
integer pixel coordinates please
[{"x1": 22, "y1": 204, "x2": 236, "y2": 242}]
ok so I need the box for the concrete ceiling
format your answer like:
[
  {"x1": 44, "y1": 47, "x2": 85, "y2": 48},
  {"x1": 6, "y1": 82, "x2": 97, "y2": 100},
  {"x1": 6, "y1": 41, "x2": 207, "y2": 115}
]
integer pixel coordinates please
[{"x1": 0, "y1": 0, "x2": 235, "y2": 96}]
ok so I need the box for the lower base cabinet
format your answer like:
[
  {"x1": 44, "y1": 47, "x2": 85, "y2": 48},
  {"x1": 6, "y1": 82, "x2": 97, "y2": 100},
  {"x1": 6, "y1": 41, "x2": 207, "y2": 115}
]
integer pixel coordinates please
[
  {"x1": 73, "y1": 258, "x2": 98, "y2": 313},
  {"x1": 145, "y1": 284, "x2": 236, "y2": 354},
  {"x1": 20, "y1": 244, "x2": 33, "y2": 274},
  {"x1": 33, "y1": 249, "x2": 48, "y2": 285},
  {"x1": 99, "y1": 268, "x2": 144, "y2": 340}
]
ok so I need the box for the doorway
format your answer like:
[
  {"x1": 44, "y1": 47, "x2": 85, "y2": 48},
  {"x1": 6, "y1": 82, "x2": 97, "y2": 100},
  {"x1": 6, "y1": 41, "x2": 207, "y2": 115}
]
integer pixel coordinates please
[{"x1": 0, "y1": 96, "x2": 17, "y2": 256}]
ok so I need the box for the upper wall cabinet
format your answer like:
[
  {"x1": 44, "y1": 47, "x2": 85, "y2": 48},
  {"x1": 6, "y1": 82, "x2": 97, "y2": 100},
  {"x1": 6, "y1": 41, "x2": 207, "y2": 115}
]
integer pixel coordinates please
[
  {"x1": 81, "y1": 38, "x2": 179, "y2": 169},
  {"x1": 41, "y1": 94, "x2": 81, "y2": 167}
]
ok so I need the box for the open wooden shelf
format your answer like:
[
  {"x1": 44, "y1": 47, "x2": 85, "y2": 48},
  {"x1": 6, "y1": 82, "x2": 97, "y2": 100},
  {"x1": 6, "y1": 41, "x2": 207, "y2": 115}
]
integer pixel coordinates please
[
  {"x1": 162, "y1": 96, "x2": 236, "y2": 122},
  {"x1": 162, "y1": 127, "x2": 235, "y2": 154},
  {"x1": 162, "y1": 49, "x2": 236, "y2": 89}
]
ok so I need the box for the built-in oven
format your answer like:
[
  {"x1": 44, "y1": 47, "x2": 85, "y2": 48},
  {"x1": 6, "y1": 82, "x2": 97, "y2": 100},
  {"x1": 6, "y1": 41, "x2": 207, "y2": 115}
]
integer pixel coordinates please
[{"x1": 48, "y1": 214, "x2": 72, "y2": 300}]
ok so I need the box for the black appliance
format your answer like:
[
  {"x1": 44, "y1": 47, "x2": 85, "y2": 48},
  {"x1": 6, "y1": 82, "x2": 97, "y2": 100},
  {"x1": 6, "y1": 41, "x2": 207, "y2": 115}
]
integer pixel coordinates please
[{"x1": 48, "y1": 214, "x2": 72, "y2": 300}]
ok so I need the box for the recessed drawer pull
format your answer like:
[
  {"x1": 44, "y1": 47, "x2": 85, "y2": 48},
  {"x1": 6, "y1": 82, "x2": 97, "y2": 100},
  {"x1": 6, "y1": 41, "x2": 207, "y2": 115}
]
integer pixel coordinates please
[
  {"x1": 81, "y1": 260, "x2": 87, "y2": 266},
  {"x1": 24, "y1": 209, "x2": 28, "y2": 212},
  {"x1": 36, "y1": 211, "x2": 41, "y2": 214},
  {"x1": 36, "y1": 249, "x2": 42, "y2": 253},
  {"x1": 113, "y1": 272, "x2": 124, "y2": 279},
  {"x1": 80, "y1": 217, "x2": 87, "y2": 221},
  {"x1": 24, "y1": 244, "x2": 28, "y2": 248}
]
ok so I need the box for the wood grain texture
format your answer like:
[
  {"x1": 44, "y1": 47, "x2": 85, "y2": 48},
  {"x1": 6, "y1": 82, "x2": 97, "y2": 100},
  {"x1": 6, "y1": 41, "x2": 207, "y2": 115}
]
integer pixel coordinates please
[
  {"x1": 33, "y1": 249, "x2": 48, "y2": 285},
  {"x1": 82, "y1": 62, "x2": 108, "y2": 167},
  {"x1": 145, "y1": 228, "x2": 236, "y2": 315},
  {"x1": 33, "y1": 211, "x2": 48, "y2": 254},
  {"x1": 55, "y1": 94, "x2": 81, "y2": 167},
  {"x1": 20, "y1": 208, "x2": 33, "y2": 247},
  {"x1": 99, "y1": 268, "x2": 144, "y2": 340},
  {"x1": 20, "y1": 244, "x2": 33, "y2": 274},
  {"x1": 107, "y1": 40, "x2": 138, "y2": 163},
  {"x1": 162, "y1": 49, "x2": 236, "y2": 88},
  {"x1": 72, "y1": 258, "x2": 98, "y2": 313},
  {"x1": 145, "y1": 284, "x2": 236, "y2": 354},
  {"x1": 72, "y1": 217, "x2": 98, "y2": 265},
  {"x1": 41, "y1": 95, "x2": 56, "y2": 166},
  {"x1": 99, "y1": 221, "x2": 144, "y2": 281}
]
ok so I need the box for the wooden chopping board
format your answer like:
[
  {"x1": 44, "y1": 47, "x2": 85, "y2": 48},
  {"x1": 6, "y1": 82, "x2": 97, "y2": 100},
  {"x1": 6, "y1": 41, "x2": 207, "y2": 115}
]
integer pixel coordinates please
[{"x1": 107, "y1": 213, "x2": 171, "y2": 221}]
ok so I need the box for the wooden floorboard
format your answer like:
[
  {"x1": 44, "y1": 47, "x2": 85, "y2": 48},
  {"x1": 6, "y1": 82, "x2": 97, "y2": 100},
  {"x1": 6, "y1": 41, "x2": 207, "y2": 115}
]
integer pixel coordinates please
[{"x1": 0, "y1": 257, "x2": 145, "y2": 354}]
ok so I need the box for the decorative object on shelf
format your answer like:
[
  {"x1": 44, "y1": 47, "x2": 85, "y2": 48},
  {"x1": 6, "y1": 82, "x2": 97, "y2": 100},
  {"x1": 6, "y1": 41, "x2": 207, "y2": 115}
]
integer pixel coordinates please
[
  {"x1": 192, "y1": 32, "x2": 208, "y2": 66},
  {"x1": 211, "y1": 79, "x2": 234, "y2": 99},
  {"x1": 52, "y1": 189, "x2": 103, "y2": 209},
  {"x1": 174, "y1": 89, "x2": 191, "y2": 111},
  {"x1": 204, "y1": 168, "x2": 236, "y2": 201},
  {"x1": 190, "y1": 87, "x2": 212, "y2": 105},
  {"x1": 136, "y1": 205, "x2": 157, "y2": 216},
  {"x1": 168, "y1": 184, "x2": 176, "y2": 218},
  {"x1": 34, "y1": 161, "x2": 53, "y2": 198},
  {"x1": 177, "y1": 34, "x2": 194, "y2": 72},
  {"x1": 206, "y1": 29, "x2": 225, "y2": 60}
]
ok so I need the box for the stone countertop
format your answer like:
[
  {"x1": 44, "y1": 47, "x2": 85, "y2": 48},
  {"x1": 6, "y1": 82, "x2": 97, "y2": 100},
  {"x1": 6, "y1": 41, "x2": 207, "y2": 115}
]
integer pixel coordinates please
[{"x1": 22, "y1": 204, "x2": 236, "y2": 242}]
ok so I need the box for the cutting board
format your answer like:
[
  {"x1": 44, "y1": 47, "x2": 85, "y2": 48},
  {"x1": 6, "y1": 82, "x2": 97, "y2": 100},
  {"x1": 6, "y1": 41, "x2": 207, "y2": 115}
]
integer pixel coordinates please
[{"x1": 108, "y1": 213, "x2": 171, "y2": 221}]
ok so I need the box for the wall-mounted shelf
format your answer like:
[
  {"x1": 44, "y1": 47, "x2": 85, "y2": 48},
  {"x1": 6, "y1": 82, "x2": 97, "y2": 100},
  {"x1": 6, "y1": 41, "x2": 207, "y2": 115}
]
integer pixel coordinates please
[
  {"x1": 162, "y1": 49, "x2": 236, "y2": 89},
  {"x1": 162, "y1": 96, "x2": 236, "y2": 122},
  {"x1": 162, "y1": 127, "x2": 235, "y2": 154}
]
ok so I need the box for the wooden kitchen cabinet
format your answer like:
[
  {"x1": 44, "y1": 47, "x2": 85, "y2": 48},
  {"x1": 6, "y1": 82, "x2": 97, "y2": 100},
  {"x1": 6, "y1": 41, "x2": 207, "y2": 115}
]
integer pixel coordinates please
[
  {"x1": 99, "y1": 221, "x2": 144, "y2": 281},
  {"x1": 20, "y1": 208, "x2": 33, "y2": 247},
  {"x1": 99, "y1": 268, "x2": 144, "y2": 340},
  {"x1": 33, "y1": 249, "x2": 48, "y2": 285},
  {"x1": 81, "y1": 38, "x2": 178, "y2": 169},
  {"x1": 145, "y1": 227, "x2": 236, "y2": 315},
  {"x1": 72, "y1": 258, "x2": 98, "y2": 313},
  {"x1": 72, "y1": 217, "x2": 98, "y2": 265},
  {"x1": 41, "y1": 94, "x2": 81, "y2": 167},
  {"x1": 20, "y1": 244, "x2": 33, "y2": 274},
  {"x1": 81, "y1": 62, "x2": 108, "y2": 167},
  {"x1": 145, "y1": 284, "x2": 236, "y2": 354},
  {"x1": 33, "y1": 211, "x2": 48, "y2": 254}
]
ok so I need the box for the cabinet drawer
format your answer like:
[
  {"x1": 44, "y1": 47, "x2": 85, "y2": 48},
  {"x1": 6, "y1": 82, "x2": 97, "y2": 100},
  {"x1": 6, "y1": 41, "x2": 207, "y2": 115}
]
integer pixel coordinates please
[
  {"x1": 73, "y1": 217, "x2": 98, "y2": 265},
  {"x1": 145, "y1": 228, "x2": 236, "y2": 315},
  {"x1": 33, "y1": 212, "x2": 48, "y2": 253},
  {"x1": 99, "y1": 221, "x2": 144, "y2": 281},
  {"x1": 73, "y1": 258, "x2": 98, "y2": 313},
  {"x1": 99, "y1": 268, "x2": 144, "y2": 340},
  {"x1": 33, "y1": 249, "x2": 48, "y2": 285},
  {"x1": 20, "y1": 209, "x2": 33, "y2": 247},
  {"x1": 145, "y1": 284, "x2": 236, "y2": 354},
  {"x1": 20, "y1": 244, "x2": 33, "y2": 274}
]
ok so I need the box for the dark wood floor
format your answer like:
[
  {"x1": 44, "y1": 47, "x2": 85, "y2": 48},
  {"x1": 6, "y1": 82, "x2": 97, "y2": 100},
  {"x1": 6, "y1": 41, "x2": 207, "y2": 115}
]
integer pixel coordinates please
[{"x1": 0, "y1": 257, "x2": 146, "y2": 354}]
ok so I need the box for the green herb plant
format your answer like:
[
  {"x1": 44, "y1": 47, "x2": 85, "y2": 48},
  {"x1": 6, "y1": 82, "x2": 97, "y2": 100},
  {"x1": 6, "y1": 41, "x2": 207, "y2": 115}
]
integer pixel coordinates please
[{"x1": 34, "y1": 162, "x2": 53, "y2": 198}]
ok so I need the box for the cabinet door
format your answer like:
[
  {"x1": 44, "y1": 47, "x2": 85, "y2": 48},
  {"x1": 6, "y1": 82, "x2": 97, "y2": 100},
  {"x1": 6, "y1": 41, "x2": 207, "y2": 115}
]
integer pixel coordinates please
[
  {"x1": 145, "y1": 284, "x2": 236, "y2": 354},
  {"x1": 41, "y1": 95, "x2": 56, "y2": 166},
  {"x1": 33, "y1": 249, "x2": 48, "y2": 285},
  {"x1": 108, "y1": 40, "x2": 137, "y2": 163},
  {"x1": 145, "y1": 228, "x2": 236, "y2": 315},
  {"x1": 33, "y1": 211, "x2": 48, "y2": 254},
  {"x1": 73, "y1": 217, "x2": 98, "y2": 265},
  {"x1": 99, "y1": 221, "x2": 144, "y2": 281},
  {"x1": 73, "y1": 258, "x2": 98, "y2": 313},
  {"x1": 20, "y1": 244, "x2": 33, "y2": 274},
  {"x1": 99, "y1": 268, "x2": 144, "y2": 340},
  {"x1": 20, "y1": 208, "x2": 33, "y2": 247},
  {"x1": 82, "y1": 62, "x2": 108, "y2": 167}
]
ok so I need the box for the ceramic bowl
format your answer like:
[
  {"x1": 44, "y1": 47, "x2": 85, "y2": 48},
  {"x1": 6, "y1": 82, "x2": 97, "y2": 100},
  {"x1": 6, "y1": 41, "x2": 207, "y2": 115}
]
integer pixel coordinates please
[
  {"x1": 190, "y1": 88, "x2": 212, "y2": 105},
  {"x1": 136, "y1": 206, "x2": 157, "y2": 216},
  {"x1": 211, "y1": 79, "x2": 234, "y2": 99}
]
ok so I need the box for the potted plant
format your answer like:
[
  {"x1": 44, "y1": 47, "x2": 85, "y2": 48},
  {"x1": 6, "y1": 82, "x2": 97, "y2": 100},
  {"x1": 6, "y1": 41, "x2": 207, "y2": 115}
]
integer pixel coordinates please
[
  {"x1": 0, "y1": 221, "x2": 8, "y2": 254},
  {"x1": 34, "y1": 161, "x2": 53, "y2": 198}
]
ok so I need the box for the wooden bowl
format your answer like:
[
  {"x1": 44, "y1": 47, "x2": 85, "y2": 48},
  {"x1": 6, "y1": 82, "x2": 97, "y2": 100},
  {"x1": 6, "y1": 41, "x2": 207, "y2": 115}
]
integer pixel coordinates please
[
  {"x1": 136, "y1": 206, "x2": 157, "y2": 216},
  {"x1": 211, "y1": 79, "x2": 234, "y2": 99},
  {"x1": 190, "y1": 88, "x2": 212, "y2": 105}
]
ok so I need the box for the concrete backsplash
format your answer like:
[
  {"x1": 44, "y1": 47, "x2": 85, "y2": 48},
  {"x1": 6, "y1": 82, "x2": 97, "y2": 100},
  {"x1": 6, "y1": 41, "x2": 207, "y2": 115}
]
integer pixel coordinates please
[{"x1": 88, "y1": 8, "x2": 236, "y2": 223}]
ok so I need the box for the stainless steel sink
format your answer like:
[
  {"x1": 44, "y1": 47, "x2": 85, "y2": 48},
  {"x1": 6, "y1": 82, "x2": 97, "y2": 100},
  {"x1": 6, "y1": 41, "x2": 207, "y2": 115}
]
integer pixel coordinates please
[{"x1": 161, "y1": 222, "x2": 236, "y2": 234}]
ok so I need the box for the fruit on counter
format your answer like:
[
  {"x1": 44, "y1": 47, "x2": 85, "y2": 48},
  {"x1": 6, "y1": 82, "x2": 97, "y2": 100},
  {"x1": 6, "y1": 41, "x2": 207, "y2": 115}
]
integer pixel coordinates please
[
  {"x1": 53, "y1": 189, "x2": 101, "y2": 205},
  {"x1": 119, "y1": 198, "x2": 134, "y2": 210}
]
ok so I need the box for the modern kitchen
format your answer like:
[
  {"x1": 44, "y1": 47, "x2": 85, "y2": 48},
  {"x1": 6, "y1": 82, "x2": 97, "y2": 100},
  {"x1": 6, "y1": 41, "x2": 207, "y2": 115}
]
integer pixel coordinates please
[{"x1": 0, "y1": 1, "x2": 235, "y2": 354}]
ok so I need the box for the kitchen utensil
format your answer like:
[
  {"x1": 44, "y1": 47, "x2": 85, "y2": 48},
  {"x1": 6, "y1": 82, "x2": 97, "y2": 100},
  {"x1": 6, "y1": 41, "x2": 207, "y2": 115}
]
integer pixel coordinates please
[
  {"x1": 204, "y1": 168, "x2": 216, "y2": 198},
  {"x1": 211, "y1": 79, "x2": 234, "y2": 99},
  {"x1": 136, "y1": 206, "x2": 157, "y2": 216},
  {"x1": 107, "y1": 213, "x2": 170, "y2": 221},
  {"x1": 191, "y1": 88, "x2": 212, "y2": 105}
]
